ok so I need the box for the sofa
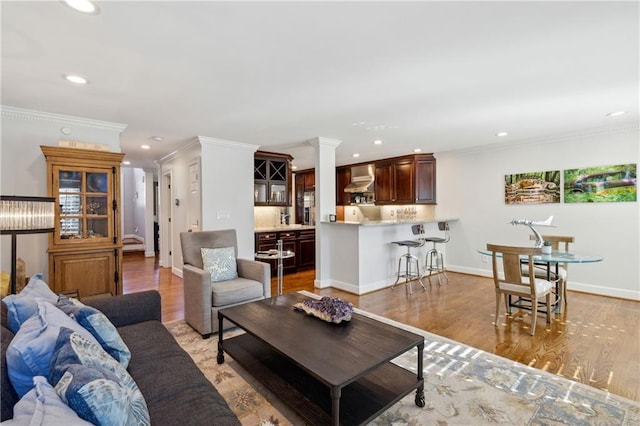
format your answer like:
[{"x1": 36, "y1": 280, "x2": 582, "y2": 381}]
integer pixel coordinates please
[
  {"x1": 1, "y1": 290, "x2": 240, "y2": 425},
  {"x1": 180, "y1": 229, "x2": 271, "y2": 337}
]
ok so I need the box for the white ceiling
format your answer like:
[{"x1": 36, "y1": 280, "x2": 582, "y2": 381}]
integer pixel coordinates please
[{"x1": 2, "y1": 1, "x2": 638, "y2": 170}]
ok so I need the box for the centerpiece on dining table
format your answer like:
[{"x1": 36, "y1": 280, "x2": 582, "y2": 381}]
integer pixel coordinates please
[{"x1": 293, "y1": 296, "x2": 354, "y2": 323}]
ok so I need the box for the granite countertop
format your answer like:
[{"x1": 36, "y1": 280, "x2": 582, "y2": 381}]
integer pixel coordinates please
[
  {"x1": 322, "y1": 218, "x2": 457, "y2": 226},
  {"x1": 254, "y1": 224, "x2": 316, "y2": 233}
]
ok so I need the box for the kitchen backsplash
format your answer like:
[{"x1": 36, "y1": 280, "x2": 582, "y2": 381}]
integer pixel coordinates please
[
  {"x1": 254, "y1": 206, "x2": 292, "y2": 228},
  {"x1": 342, "y1": 205, "x2": 436, "y2": 222}
]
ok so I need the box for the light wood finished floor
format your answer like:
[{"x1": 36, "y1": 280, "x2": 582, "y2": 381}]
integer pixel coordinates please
[{"x1": 122, "y1": 252, "x2": 639, "y2": 402}]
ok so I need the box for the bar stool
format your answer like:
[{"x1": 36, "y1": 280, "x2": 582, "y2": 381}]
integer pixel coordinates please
[
  {"x1": 422, "y1": 221, "x2": 450, "y2": 285},
  {"x1": 391, "y1": 224, "x2": 426, "y2": 294}
]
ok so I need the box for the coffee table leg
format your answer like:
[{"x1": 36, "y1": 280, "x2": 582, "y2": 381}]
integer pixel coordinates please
[
  {"x1": 217, "y1": 312, "x2": 225, "y2": 364},
  {"x1": 415, "y1": 341, "x2": 425, "y2": 407},
  {"x1": 330, "y1": 386, "x2": 341, "y2": 426}
]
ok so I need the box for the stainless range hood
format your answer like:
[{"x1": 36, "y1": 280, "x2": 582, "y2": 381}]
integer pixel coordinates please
[{"x1": 344, "y1": 164, "x2": 375, "y2": 193}]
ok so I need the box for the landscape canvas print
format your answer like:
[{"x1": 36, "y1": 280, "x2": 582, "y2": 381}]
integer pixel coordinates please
[
  {"x1": 505, "y1": 171, "x2": 561, "y2": 204},
  {"x1": 564, "y1": 163, "x2": 637, "y2": 203}
]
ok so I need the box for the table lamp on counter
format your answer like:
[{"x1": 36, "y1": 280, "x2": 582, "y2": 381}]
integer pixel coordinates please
[{"x1": 0, "y1": 196, "x2": 55, "y2": 294}]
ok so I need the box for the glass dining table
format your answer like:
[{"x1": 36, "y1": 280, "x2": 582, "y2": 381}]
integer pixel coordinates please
[{"x1": 478, "y1": 249, "x2": 603, "y2": 312}]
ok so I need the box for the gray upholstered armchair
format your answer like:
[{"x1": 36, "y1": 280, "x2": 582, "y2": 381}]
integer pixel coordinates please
[{"x1": 180, "y1": 229, "x2": 270, "y2": 338}]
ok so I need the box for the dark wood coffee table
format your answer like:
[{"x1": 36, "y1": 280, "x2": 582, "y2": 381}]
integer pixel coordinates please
[{"x1": 217, "y1": 293, "x2": 425, "y2": 425}]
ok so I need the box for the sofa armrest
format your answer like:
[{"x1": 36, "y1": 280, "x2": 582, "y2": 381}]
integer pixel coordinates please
[
  {"x1": 237, "y1": 258, "x2": 271, "y2": 298},
  {"x1": 183, "y1": 264, "x2": 213, "y2": 336},
  {"x1": 83, "y1": 290, "x2": 161, "y2": 327}
]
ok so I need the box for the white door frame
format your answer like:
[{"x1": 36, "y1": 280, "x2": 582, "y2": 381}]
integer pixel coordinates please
[{"x1": 160, "y1": 168, "x2": 173, "y2": 269}]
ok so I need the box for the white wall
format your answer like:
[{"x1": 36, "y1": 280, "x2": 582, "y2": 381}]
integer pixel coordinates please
[
  {"x1": 0, "y1": 106, "x2": 125, "y2": 280},
  {"x1": 436, "y1": 126, "x2": 639, "y2": 300},
  {"x1": 158, "y1": 136, "x2": 259, "y2": 274},
  {"x1": 158, "y1": 142, "x2": 200, "y2": 273},
  {"x1": 199, "y1": 137, "x2": 259, "y2": 259}
]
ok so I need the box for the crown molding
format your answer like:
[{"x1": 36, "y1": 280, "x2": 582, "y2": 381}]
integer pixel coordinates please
[
  {"x1": 197, "y1": 136, "x2": 260, "y2": 152},
  {"x1": 0, "y1": 105, "x2": 127, "y2": 133},
  {"x1": 307, "y1": 136, "x2": 342, "y2": 148},
  {"x1": 444, "y1": 122, "x2": 640, "y2": 157}
]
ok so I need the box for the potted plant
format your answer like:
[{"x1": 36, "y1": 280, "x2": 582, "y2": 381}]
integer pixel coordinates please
[{"x1": 542, "y1": 240, "x2": 553, "y2": 254}]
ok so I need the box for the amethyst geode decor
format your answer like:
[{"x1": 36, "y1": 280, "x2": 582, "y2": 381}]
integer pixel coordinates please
[{"x1": 293, "y1": 296, "x2": 354, "y2": 323}]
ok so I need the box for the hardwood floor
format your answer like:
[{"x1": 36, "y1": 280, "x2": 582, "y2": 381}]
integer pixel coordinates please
[{"x1": 122, "y1": 252, "x2": 640, "y2": 402}]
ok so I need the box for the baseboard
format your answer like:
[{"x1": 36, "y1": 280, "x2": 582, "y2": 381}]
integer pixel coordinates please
[
  {"x1": 172, "y1": 266, "x2": 183, "y2": 279},
  {"x1": 144, "y1": 250, "x2": 156, "y2": 258},
  {"x1": 446, "y1": 264, "x2": 640, "y2": 301}
]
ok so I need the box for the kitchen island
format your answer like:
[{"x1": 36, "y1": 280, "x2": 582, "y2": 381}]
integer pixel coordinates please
[{"x1": 320, "y1": 219, "x2": 456, "y2": 295}]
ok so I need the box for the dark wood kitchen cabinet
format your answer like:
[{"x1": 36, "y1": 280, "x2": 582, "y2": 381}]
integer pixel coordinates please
[
  {"x1": 336, "y1": 154, "x2": 436, "y2": 206},
  {"x1": 335, "y1": 166, "x2": 352, "y2": 206},
  {"x1": 254, "y1": 151, "x2": 293, "y2": 206},
  {"x1": 254, "y1": 228, "x2": 316, "y2": 274},
  {"x1": 297, "y1": 229, "x2": 315, "y2": 270},
  {"x1": 255, "y1": 231, "x2": 297, "y2": 275},
  {"x1": 374, "y1": 158, "x2": 414, "y2": 205},
  {"x1": 414, "y1": 155, "x2": 436, "y2": 204}
]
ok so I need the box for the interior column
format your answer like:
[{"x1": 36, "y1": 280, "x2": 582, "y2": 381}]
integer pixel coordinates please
[{"x1": 309, "y1": 137, "x2": 341, "y2": 289}]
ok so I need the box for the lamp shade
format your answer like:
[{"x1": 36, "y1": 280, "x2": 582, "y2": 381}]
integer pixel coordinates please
[{"x1": 0, "y1": 196, "x2": 56, "y2": 234}]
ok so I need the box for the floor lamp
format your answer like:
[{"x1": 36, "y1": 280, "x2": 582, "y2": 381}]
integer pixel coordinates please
[{"x1": 1, "y1": 196, "x2": 55, "y2": 294}]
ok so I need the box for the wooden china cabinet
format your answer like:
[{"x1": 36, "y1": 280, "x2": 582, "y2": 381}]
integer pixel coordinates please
[{"x1": 41, "y1": 146, "x2": 125, "y2": 297}]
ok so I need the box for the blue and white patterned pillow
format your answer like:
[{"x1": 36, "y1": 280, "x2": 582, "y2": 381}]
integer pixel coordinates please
[
  {"x1": 49, "y1": 327, "x2": 150, "y2": 426},
  {"x1": 56, "y1": 296, "x2": 131, "y2": 368},
  {"x1": 3, "y1": 376, "x2": 92, "y2": 426},
  {"x1": 3, "y1": 273, "x2": 58, "y2": 333},
  {"x1": 6, "y1": 299, "x2": 101, "y2": 398},
  {"x1": 201, "y1": 247, "x2": 238, "y2": 282}
]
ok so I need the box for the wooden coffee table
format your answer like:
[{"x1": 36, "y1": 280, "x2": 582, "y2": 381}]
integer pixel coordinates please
[{"x1": 217, "y1": 293, "x2": 425, "y2": 425}]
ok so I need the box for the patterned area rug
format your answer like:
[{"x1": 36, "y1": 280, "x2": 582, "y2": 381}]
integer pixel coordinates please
[{"x1": 166, "y1": 298, "x2": 640, "y2": 425}]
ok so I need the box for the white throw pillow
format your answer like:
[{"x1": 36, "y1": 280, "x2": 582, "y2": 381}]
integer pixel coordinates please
[{"x1": 201, "y1": 247, "x2": 238, "y2": 283}]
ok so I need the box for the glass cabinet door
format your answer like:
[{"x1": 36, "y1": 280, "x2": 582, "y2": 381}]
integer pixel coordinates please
[{"x1": 55, "y1": 167, "x2": 112, "y2": 243}]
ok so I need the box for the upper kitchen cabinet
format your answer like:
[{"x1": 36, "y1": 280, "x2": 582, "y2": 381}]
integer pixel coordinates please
[
  {"x1": 254, "y1": 151, "x2": 293, "y2": 206},
  {"x1": 337, "y1": 155, "x2": 435, "y2": 206},
  {"x1": 374, "y1": 157, "x2": 414, "y2": 205},
  {"x1": 335, "y1": 166, "x2": 352, "y2": 206},
  {"x1": 414, "y1": 155, "x2": 436, "y2": 204},
  {"x1": 41, "y1": 146, "x2": 125, "y2": 297}
]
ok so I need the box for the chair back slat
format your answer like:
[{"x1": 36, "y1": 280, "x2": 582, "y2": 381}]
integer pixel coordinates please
[
  {"x1": 486, "y1": 243, "x2": 539, "y2": 296},
  {"x1": 530, "y1": 234, "x2": 574, "y2": 252}
]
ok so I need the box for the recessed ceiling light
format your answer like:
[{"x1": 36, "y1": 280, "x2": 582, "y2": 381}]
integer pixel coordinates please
[
  {"x1": 352, "y1": 153, "x2": 360, "y2": 158},
  {"x1": 413, "y1": 148, "x2": 422, "y2": 153},
  {"x1": 496, "y1": 132, "x2": 508, "y2": 137},
  {"x1": 372, "y1": 140, "x2": 383, "y2": 145},
  {"x1": 123, "y1": 161, "x2": 131, "y2": 165},
  {"x1": 151, "y1": 136, "x2": 163, "y2": 142},
  {"x1": 141, "y1": 145, "x2": 150, "y2": 150},
  {"x1": 606, "y1": 111, "x2": 625, "y2": 117},
  {"x1": 63, "y1": 0, "x2": 100, "y2": 14},
  {"x1": 64, "y1": 74, "x2": 88, "y2": 85}
]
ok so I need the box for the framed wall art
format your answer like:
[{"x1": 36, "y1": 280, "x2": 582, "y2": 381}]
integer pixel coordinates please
[
  {"x1": 564, "y1": 163, "x2": 637, "y2": 203},
  {"x1": 505, "y1": 171, "x2": 561, "y2": 205}
]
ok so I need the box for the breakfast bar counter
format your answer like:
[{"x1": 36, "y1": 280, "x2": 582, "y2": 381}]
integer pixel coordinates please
[{"x1": 320, "y1": 219, "x2": 457, "y2": 295}]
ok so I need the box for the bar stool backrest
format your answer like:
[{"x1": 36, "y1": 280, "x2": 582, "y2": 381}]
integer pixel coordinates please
[{"x1": 437, "y1": 221, "x2": 451, "y2": 243}]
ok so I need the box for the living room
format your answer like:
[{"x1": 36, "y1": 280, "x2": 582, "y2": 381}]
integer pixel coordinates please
[{"x1": 1, "y1": 1, "x2": 638, "y2": 424}]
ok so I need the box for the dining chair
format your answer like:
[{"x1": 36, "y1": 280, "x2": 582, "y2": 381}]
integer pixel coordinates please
[
  {"x1": 486, "y1": 244, "x2": 553, "y2": 336},
  {"x1": 528, "y1": 234, "x2": 575, "y2": 313}
]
